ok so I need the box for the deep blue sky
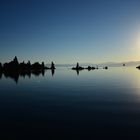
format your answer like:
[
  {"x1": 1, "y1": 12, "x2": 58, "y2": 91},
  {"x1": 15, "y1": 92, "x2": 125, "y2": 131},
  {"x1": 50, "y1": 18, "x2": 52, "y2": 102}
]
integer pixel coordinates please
[{"x1": 1, "y1": 0, "x2": 140, "y2": 64}]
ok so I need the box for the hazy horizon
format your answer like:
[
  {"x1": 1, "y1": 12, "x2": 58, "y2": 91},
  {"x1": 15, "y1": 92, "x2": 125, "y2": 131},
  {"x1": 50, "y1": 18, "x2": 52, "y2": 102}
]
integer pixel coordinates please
[{"x1": 1, "y1": 56, "x2": 140, "y2": 67}]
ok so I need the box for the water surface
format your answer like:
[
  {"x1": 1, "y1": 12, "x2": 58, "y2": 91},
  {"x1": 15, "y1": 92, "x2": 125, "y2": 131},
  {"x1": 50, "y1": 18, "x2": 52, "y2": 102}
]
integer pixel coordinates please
[{"x1": 0, "y1": 67, "x2": 140, "y2": 139}]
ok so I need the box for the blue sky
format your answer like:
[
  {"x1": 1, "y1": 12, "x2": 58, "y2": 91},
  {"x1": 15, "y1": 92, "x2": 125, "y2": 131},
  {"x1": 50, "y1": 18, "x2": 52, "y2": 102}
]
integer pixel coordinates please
[{"x1": 1, "y1": 0, "x2": 140, "y2": 64}]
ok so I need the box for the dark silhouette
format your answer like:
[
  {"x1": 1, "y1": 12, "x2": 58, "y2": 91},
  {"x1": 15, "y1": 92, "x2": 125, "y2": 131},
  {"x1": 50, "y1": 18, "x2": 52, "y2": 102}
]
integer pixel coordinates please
[
  {"x1": 31, "y1": 62, "x2": 44, "y2": 70},
  {"x1": 13, "y1": 56, "x2": 19, "y2": 64},
  {"x1": 27, "y1": 61, "x2": 31, "y2": 69},
  {"x1": 0, "y1": 62, "x2": 2, "y2": 71},
  {"x1": 72, "y1": 63, "x2": 97, "y2": 72},
  {"x1": 136, "y1": 65, "x2": 140, "y2": 69},
  {"x1": 123, "y1": 64, "x2": 125, "y2": 66},
  {"x1": 51, "y1": 61, "x2": 56, "y2": 69},
  {"x1": 2, "y1": 56, "x2": 56, "y2": 71},
  {"x1": 42, "y1": 69, "x2": 45, "y2": 76},
  {"x1": 42, "y1": 62, "x2": 45, "y2": 69},
  {"x1": 0, "y1": 57, "x2": 56, "y2": 83},
  {"x1": 85, "y1": 66, "x2": 96, "y2": 71},
  {"x1": 51, "y1": 69, "x2": 55, "y2": 76},
  {"x1": 103, "y1": 66, "x2": 108, "y2": 69},
  {"x1": 31, "y1": 69, "x2": 45, "y2": 77},
  {"x1": 76, "y1": 69, "x2": 80, "y2": 75},
  {"x1": 4, "y1": 71, "x2": 19, "y2": 84},
  {"x1": 71, "y1": 63, "x2": 84, "y2": 75},
  {"x1": 0, "y1": 63, "x2": 2, "y2": 79},
  {"x1": 72, "y1": 63, "x2": 84, "y2": 70},
  {"x1": 0, "y1": 71, "x2": 2, "y2": 79},
  {"x1": 76, "y1": 62, "x2": 79, "y2": 69}
]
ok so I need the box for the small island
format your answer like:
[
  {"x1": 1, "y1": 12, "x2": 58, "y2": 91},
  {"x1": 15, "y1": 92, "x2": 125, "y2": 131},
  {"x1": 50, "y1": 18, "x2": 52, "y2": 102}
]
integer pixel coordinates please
[
  {"x1": 72, "y1": 63, "x2": 84, "y2": 70},
  {"x1": 72, "y1": 63, "x2": 96, "y2": 71},
  {"x1": 72, "y1": 63, "x2": 108, "y2": 71},
  {"x1": 103, "y1": 66, "x2": 108, "y2": 69},
  {"x1": 0, "y1": 56, "x2": 56, "y2": 83},
  {"x1": 0, "y1": 56, "x2": 55, "y2": 71},
  {"x1": 136, "y1": 65, "x2": 140, "y2": 69}
]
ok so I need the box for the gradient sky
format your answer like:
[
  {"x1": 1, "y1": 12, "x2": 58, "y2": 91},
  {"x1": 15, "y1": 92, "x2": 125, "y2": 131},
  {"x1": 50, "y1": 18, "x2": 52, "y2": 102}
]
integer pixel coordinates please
[{"x1": 1, "y1": 0, "x2": 140, "y2": 64}]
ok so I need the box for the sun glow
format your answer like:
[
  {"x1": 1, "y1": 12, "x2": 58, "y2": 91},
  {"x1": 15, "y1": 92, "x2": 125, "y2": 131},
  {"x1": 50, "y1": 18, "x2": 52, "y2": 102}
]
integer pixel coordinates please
[
  {"x1": 136, "y1": 36, "x2": 140, "y2": 49},
  {"x1": 126, "y1": 31, "x2": 140, "y2": 62},
  {"x1": 134, "y1": 33, "x2": 140, "y2": 60}
]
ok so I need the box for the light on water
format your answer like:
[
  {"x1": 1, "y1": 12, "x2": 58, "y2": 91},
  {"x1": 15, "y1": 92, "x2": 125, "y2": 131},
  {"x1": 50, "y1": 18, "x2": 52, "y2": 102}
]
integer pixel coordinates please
[{"x1": 1, "y1": 67, "x2": 140, "y2": 139}]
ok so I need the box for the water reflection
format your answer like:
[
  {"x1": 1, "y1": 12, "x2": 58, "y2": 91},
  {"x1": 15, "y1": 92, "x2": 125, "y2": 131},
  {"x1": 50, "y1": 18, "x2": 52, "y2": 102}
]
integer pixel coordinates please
[
  {"x1": 0, "y1": 69, "x2": 55, "y2": 83},
  {"x1": 51, "y1": 69, "x2": 55, "y2": 77},
  {"x1": 76, "y1": 69, "x2": 79, "y2": 75},
  {"x1": 0, "y1": 71, "x2": 2, "y2": 79},
  {"x1": 74, "y1": 69, "x2": 97, "y2": 75},
  {"x1": 1, "y1": 67, "x2": 140, "y2": 139}
]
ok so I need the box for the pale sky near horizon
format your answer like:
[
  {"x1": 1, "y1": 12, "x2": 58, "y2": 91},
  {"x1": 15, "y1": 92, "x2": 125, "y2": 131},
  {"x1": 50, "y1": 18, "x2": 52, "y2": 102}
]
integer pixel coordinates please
[{"x1": 1, "y1": 0, "x2": 140, "y2": 64}]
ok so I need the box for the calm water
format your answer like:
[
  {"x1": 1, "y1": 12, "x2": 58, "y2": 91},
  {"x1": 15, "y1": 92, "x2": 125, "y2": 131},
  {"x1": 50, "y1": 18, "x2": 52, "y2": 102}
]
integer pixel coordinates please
[{"x1": 0, "y1": 67, "x2": 140, "y2": 139}]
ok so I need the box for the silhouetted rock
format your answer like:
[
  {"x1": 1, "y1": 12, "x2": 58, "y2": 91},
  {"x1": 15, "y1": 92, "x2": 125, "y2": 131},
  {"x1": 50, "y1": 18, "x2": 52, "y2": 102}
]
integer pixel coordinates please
[
  {"x1": 13, "y1": 56, "x2": 19, "y2": 65},
  {"x1": 42, "y1": 62, "x2": 45, "y2": 69},
  {"x1": 85, "y1": 66, "x2": 91, "y2": 71},
  {"x1": 31, "y1": 62, "x2": 42, "y2": 70},
  {"x1": 85, "y1": 66, "x2": 96, "y2": 71},
  {"x1": 136, "y1": 65, "x2": 140, "y2": 69},
  {"x1": 72, "y1": 63, "x2": 84, "y2": 70},
  {"x1": 3, "y1": 56, "x2": 20, "y2": 72},
  {"x1": 0, "y1": 71, "x2": 2, "y2": 79},
  {"x1": 76, "y1": 63, "x2": 79, "y2": 69},
  {"x1": 27, "y1": 61, "x2": 31, "y2": 69},
  {"x1": 103, "y1": 66, "x2": 108, "y2": 69},
  {"x1": 92, "y1": 67, "x2": 96, "y2": 70},
  {"x1": 72, "y1": 63, "x2": 98, "y2": 71},
  {"x1": 0, "y1": 57, "x2": 56, "y2": 83},
  {"x1": 0, "y1": 63, "x2": 2, "y2": 71},
  {"x1": 51, "y1": 62, "x2": 55, "y2": 69},
  {"x1": 19, "y1": 61, "x2": 26, "y2": 69}
]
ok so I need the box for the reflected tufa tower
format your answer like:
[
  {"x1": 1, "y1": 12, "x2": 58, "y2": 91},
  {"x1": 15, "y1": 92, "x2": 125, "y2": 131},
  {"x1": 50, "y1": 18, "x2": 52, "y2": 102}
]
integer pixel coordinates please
[{"x1": 51, "y1": 62, "x2": 55, "y2": 69}]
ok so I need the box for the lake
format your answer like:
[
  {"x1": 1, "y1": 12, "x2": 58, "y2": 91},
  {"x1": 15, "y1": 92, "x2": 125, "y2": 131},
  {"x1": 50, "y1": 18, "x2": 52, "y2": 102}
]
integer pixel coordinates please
[{"x1": 0, "y1": 66, "x2": 140, "y2": 139}]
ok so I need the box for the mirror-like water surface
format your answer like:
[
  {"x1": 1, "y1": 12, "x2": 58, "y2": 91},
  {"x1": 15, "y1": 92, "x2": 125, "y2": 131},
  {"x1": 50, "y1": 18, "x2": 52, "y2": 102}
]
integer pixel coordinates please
[{"x1": 0, "y1": 67, "x2": 140, "y2": 139}]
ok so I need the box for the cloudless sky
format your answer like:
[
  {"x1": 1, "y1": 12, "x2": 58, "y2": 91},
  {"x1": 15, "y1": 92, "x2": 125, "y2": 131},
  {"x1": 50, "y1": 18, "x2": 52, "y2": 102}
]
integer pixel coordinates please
[{"x1": 1, "y1": 0, "x2": 140, "y2": 64}]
